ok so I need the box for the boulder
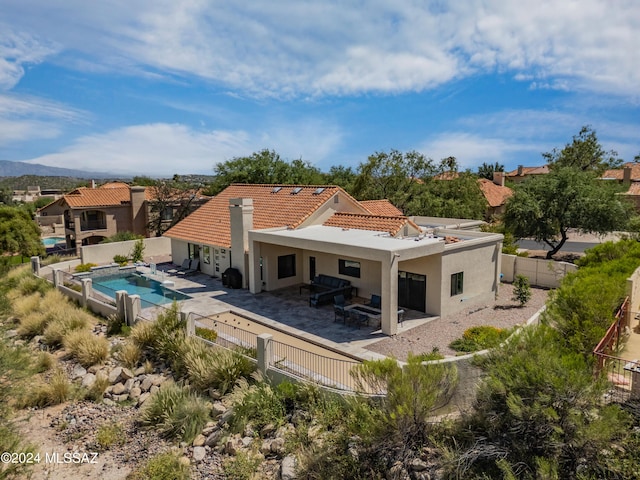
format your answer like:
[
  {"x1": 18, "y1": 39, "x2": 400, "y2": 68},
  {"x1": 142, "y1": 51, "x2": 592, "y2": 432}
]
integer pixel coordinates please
[
  {"x1": 410, "y1": 458, "x2": 428, "y2": 472},
  {"x1": 149, "y1": 385, "x2": 159, "y2": 395},
  {"x1": 280, "y1": 455, "x2": 297, "y2": 480},
  {"x1": 137, "y1": 392, "x2": 151, "y2": 406},
  {"x1": 270, "y1": 437, "x2": 285, "y2": 455},
  {"x1": 129, "y1": 387, "x2": 142, "y2": 399},
  {"x1": 192, "y1": 434, "x2": 206, "y2": 447},
  {"x1": 124, "y1": 378, "x2": 135, "y2": 392},
  {"x1": 205, "y1": 429, "x2": 225, "y2": 447},
  {"x1": 211, "y1": 402, "x2": 226, "y2": 419},
  {"x1": 81, "y1": 373, "x2": 96, "y2": 389},
  {"x1": 192, "y1": 446, "x2": 206, "y2": 463},
  {"x1": 108, "y1": 367, "x2": 123, "y2": 384},
  {"x1": 140, "y1": 376, "x2": 153, "y2": 392},
  {"x1": 111, "y1": 383, "x2": 126, "y2": 395}
]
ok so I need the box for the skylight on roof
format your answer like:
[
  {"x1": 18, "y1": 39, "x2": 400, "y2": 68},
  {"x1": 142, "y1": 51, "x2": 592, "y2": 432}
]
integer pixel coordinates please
[
  {"x1": 290, "y1": 187, "x2": 302, "y2": 195},
  {"x1": 271, "y1": 187, "x2": 282, "y2": 193},
  {"x1": 313, "y1": 187, "x2": 325, "y2": 195}
]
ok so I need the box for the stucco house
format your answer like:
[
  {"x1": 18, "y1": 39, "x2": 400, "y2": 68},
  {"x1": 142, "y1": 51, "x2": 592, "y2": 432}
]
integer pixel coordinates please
[
  {"x1": 164, "y1": 184, "x2": 503, "y2": 335},
  {"x1": 601, "y1": 163, "x2": 640, "y2": 212},
  {"x1": 38, "y1": 182, "x2": 208, "y2": 254},
  {"x1": 505, "y1": 165, "x2": 549, "y2": 183}
]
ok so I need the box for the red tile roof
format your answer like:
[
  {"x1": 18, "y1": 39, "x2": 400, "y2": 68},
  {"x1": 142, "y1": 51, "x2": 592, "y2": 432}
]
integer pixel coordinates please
[
  {"x1": 477, "y1": 178, "x2": 513, "y2": 207},
  {"x1": 164, "y1": 184, "x2": 352, "y2": 247},
  {"x1": 624, "y1": 183, "x2": 640, "y2": 195},
  {"x1": 506, "y1": 165, "x2": 549, "y2": 177},
  {"x1": 63, "y1": 186, "x2": 131, "y2": 208},
  {"x1": 601, "y1": 162, "x2": 640, "y2": 181},
  {"x1": 323, "y1": 212, "x2": 421, "y2": 237},
  {"x1": 360, "y1": 199, "x2": 404, "y2": 216}
]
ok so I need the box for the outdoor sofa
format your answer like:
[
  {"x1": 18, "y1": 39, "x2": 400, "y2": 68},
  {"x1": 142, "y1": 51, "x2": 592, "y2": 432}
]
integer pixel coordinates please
[{"x1": 308, "y1": 274, "x2": 353, "y2": 307}]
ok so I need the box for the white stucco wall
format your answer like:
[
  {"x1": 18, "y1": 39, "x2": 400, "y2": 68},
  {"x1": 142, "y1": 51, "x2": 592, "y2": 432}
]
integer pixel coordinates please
[
  {"x1": 81, "y1": 237, "x2": 171, "y2": 264},
  {"x1": 398, "y1": 254, "x2": 442, "y2": 315}
]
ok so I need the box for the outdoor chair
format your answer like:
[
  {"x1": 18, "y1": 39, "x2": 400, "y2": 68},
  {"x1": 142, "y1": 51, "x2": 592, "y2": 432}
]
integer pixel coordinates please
[
  {"x1": 366, "y1": 294, "x2": 381, "y2": 309},
  {"x1": 168, "y1": 258, "x2": 190, "y2": 274},
  {"x1": 349, "y1": 309, "x2": 369, "y2": 329},
  {"x1": 181, "y1": 259, "x2": 200, "y2": 276},
  {"x1": 333, "y1": 294, "x2": 348, "y2": 323}
]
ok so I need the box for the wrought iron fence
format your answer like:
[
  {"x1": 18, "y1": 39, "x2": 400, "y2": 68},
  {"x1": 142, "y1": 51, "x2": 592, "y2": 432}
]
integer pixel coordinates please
[
  {"x1": 594, "y1": 296, "x2": 630, "y2": 376},
  {"x1": 192, "y1": 313, "x2": 258, "y2": 357},
  {"x1": 597, "y1": 354, "x2": 639, "y2": 403}
]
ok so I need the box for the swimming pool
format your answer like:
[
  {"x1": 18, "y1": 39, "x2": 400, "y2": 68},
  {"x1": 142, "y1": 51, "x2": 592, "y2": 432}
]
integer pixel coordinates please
[
  {"x1": 92, "y1": 273, "x2": 190, "y2": 308},
  {"x1": 42, "y1": 236, "x2": 65, "y2": 246}
]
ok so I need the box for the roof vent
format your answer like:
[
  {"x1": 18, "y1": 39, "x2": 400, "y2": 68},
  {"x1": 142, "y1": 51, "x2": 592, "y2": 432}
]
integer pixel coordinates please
[
  {"x1": 312, "y1": 187, "x2": 325, "y2": 195},
  {"x1": 271, "y1": 187, "x2": 282, "y2": 193},
  {"x1": 290, "y1": 187, "x2": 302, "y2": 195}
]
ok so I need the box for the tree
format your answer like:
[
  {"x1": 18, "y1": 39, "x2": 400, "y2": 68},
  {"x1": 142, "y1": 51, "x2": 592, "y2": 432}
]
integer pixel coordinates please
[
  {"x1": 146, "y1": 176, "x2": 205, "y2": 237},
  {"x1": 352, "y1": 150, "x2": 437, "y2": 212},
  {"x1": 543, "y1": 125, "x2": 621, "y2": 173},
  {"x1": 511, "y1": 274, "x2": 531, "y2": 306},
  {"x1": 504, "y1": 167, "x2": 630, "y2": 258},
  {"x1": 324, "y1": 165, "x2": 357, "y2": 192},
  {"x1": 206, "y1": 149, "x2": 323, "y2": 195},
  {"x1": 477, "y1": 162, "x2": 505, "y2": 180},
  {"x1": 407, "y1": 173, "x2": 487, "y2": 219},
  {"x1": 0, "y1": 206, "x2": 44, "y2": 258}
]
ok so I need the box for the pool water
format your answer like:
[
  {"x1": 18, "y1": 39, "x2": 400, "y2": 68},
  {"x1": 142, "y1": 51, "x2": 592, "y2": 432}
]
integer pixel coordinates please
[
  {"x1": 92, "y1": 273, "x2": 190, "y2": 308},
  {"x1": 42, "y1": 236, "x2": 65, "y2": 246}
]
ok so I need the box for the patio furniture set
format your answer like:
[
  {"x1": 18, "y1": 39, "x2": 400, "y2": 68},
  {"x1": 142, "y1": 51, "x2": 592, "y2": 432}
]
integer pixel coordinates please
[
  {"x1": 307, "y1": 274, "x2": 355, "y2": 307},
  {"x1": 167, "y1": 258, "x2": 200, "y2": 276},
  {"x1": 333, "y1": 293, "x2": 404, "y2": 329}
]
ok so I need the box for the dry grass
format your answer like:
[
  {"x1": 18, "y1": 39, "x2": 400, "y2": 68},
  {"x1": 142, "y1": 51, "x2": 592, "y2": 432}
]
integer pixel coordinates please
[
  {"x1": 84, "y1": 373, "x2": 110, "y2": 402},
  {"x1": 17, "y1": 311, "x2": 49, "y2": 338},
  {"x1": 12, "y1": 293, "x2": 42, "y2": 317},
  {"x1": 63, "y1": 330, "x2": 109, "y2": 367},
  {"x1": 17, "y1": 369, "x2": 72, "y2": 408},
  {"x1": 43, "y1": 312, "x2": 90, "y2": 347},
  {"x1": 115, "y1": 341, "x2": 142, "y2": 369},
  {"x1": 130, "y1": 320, "x2": 157, "y2": 349},
  {"x1": 34, "y1": 351, "x2": 55, "y2": 373}
]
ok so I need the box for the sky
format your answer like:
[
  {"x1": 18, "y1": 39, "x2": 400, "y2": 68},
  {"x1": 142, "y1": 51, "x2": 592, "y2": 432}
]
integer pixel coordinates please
[{"x1": 0, "y1": 1, "x2": 639, "y2": 177}]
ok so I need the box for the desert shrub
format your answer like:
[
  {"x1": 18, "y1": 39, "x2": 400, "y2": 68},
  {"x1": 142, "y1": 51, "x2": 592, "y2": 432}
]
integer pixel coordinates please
[
  {"x1": 140, "y1": 382, "x2": 210, "y2": 443},
  {"x1": 195, "y1": 327, "x2": 218, "y2": 343},
  {"x1": 512, "y1": 274, "x2": 532, "y2": 306},
  {"x1": 115, "y1": 342, "x2": 142, "y2": 369},
  {"x1": 95, "y1": 422, "x2": 126, "y2": 450},
  {"x1": 43, "y1": 313, "x2": 90, "y2": 347},
  {"x1": 12, "y1": 292, "x2": 42, "y2": 317},
  {"x1": 16, "y1": 311, "x2": 48, "y2": 338},
  {"x1": 13, "y1": 275, "x2": 50, "y2": 296},
  {"x1": 41, "y1": 254, "x2": 62, "y2": 266},
  {"x1": 414, "y1": 347, "x2": 445, "y2": 361},
  {"x1": 101, "y1": 231, "x2": 143, "y2": 243},
  {"x1": 113, "y1": 254, "x2": 129, "y2": 266},
  {"x1": 83, "y1": 373, "x2": 110, "y2": 402},
  {"x1": 34, "y1": 351, "x2": 54, "y2": 373},
  {"x1": 19, "y1": 369, "x2": 72, "y2": 408},
  {"x1": 0, "y1": 424, "x2": 37, "y2": 480},
  {"x1": 74, "y1": 263, "x2": 97, "y2": 273},
  {"x1": 63, "y1": 329, "x2": 109, "y2": 367},
  {"x1": 130, "y1": 239, "x2": 145, "y2": 263},
  {"x1": 129, "y1": 320, "x2": 157, "y2": 350},
  {"x1": 227, "y1": 375, "x2": 286, "y2": 434},
  {"x1": 222, "y1": 451, "x2": 262, "y2": 480},
  {"x1": 449, "y1": 326, "x2": 510, "y2": 353},
  {"x1": 126, "y1": 451, "x2": 189, "y2": 480}
]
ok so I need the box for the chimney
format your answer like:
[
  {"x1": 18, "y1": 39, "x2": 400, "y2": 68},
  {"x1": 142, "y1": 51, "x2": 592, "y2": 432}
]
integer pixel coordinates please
[
  {"x1": 130, "y1": 186, "x2": 147, "y2": 236},
  {"x1": 517, "y1": 165, "x2": 524, "y2": 176},
  {"x1": 492, "y1": 171, "x2": 505, "y2": 187},
  {"x1": 229, "y1": 198, "x2": 254, "y2": 288},
  {"x1": 623, "y1": 166, "x2": 632, "y2": 185},
  {"x1": 90, "y1": 180, "x2": 96, "y2": 189}
]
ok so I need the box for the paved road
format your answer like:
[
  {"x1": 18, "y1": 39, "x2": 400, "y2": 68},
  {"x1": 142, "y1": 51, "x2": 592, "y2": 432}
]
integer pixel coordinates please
[{"x1": 517, "y1": 239, "x2": 600, "y2": 253}]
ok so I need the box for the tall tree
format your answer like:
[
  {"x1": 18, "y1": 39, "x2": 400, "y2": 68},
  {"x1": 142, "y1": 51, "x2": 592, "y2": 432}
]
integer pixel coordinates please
[
  {"x1": 324, "y1": 165, "x2": 357, "y2": 193},
  {"x1": 477, "y1": 161, "x2": 505, "y2": 180},
  {"x1": 407, "y1": 173, "x2": 487, "y2": 219},
  {"x1": 504, "y1": 167, "x2": 630, "y2": 258},
  {"x1": 543, "y1": 125, "x2": 621, "y2": 173},
  {"x1": 146, "y1": 176, "x2": 205, "y2": 237},
  {"x1": 206, "y1": 149, "x2": 324, "y2": 195},
  {"x1": 352, "y1": 150, "x2": 436, "y2": 212},
  {"x1": 0, "y1": 206, "x2": 44, "y2": 258}
]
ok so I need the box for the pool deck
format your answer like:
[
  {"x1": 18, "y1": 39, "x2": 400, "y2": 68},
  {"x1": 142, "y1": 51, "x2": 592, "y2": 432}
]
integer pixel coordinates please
[{"x1": 137, "y1": 263, "x2": 436, "y2": 361}]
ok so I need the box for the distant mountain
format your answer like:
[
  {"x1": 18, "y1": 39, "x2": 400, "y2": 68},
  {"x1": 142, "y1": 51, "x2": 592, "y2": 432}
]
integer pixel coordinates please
[{"x1": 0, "y1": 160, "x2": 116, "y2": 179}]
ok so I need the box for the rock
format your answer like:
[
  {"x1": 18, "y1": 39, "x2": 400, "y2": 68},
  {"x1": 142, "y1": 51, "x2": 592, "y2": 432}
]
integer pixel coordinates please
[
  {"x1": 270, "y1": 437, "x2": 285, "y2": 454},
  {"x1": 211, "y1": 402, "x2": 226, "y2": 419},
  {"x1": 129, "y1": 387, "x2": 142, "y2": 399},
  {"x1": 149, "y1": 385, "x2": 159, "y2": 395},
  {"x1": 192, "y1": 446, "x2": 206, "y2": 463},
  {"x1": 150, "y1": 374, "x2": 165, "y2": 386},
  {"x1": 103, "y1": 398, "x2": 116, "y2": 406},
  {"x1": 261, "y1": 423, "x2": 276, "y2": 437},
  {"x1": 209, "y1": 389, "x2": 222, "y2": 400},
  {"x1": 108, "y1": 367, "x2": 123, "y2": 384},
  {"x1": 260, "y1": 440, "x2": 272, "y2": 455},
  {"x1": 124, "y1": 378, "x2": 135, "y2": 392},
  {"x1": 219, "y1": 408, "x2": 234, "y2": 424},
  {"x1": 192, "y1": 434, "x2": 206, "y2": 447},
  {"x1": 280, "y1": 455, "x2": 297, "y2": 480},
  {"x1": 387, "y1": 462, "x2": 410, "y2": 480},
  {"x1": 225, "y1": 439, "x2": 238, "y2": 456},
  {"x1": 111, "y1": 383, "x2": 126, "y2": 395},
  {"x1": 88, "y1": 365, "x2": 101, "y2": 374},
  {"x1": 241, "y1": 436, "x2": 253, "y2": 448},
  {"x1": 113, "y1": 394, "x2": 129, "y2": 402},
  {"x1": 5, "y1": 329, "x2": 18, "y2": 339},
  {"x1": 243, "y1": 424, "x2": 255, "y2": 438},
  {"x1": 137, "y1": 392, "x2": 151, "y2": 406},
  {"x1": 205, "y1": 429, "x2": 225, "y2": 447},
  {"x1": 411, "y1": 458, "x2": 428, "y2": 472},
  {"x1": 134, "y1": 366, "x2": 146, "y2": 376},
  {"x1": 81, "y1": 373, "x2": 96, "y2": 388},
  {"x1": 140, "y1": 377, "x2": 153, "y2": 392},
  {"x1": 71, "y1": 364, "x2": 87, "y2": 380}
]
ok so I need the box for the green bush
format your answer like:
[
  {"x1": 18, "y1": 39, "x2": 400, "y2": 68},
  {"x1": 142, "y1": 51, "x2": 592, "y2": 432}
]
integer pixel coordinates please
[
  {"x1": 222, "y1": 451, "x2": 262, "y2": 480},
  {"x1": 449, "y1": 326, "x2": 510, "y2": 353},
  {"x1": 140, "y1": 382, "x2": 210, "y2": 443},
  {"x1": 101, "y1": 231, "x2": 143, "y2": 243},
  {"x1": 75, "y1": 263, "x2": 97, "y2": 273},
  {"x1": 511, "y1": 274, "x2": 532, "y2": 306},
  {"x1": 130, "y1": 239, "x2": 145, "y2": 263},
  {"x1": 195, "y1": 327, "x2": 218, "y2": 343},
  {"x1": 228, "y1": 376, "x2": 287, "y2": 434},
  {"x1": 127, "y1": 451, "x2": 189, "y2": 480},
  {"x1": 113, "y1": 254, "x2": 129, "y2": 266},
  {"x1": 95, "y1": 422, "x2": 126, "y2": 450}
]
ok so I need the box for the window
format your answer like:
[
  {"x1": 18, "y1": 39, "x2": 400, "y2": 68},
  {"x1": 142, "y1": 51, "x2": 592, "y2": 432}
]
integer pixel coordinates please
[
  {"x1": 161, "y1": 206, "x2": 173, "y2": 221},
  {"x1": 339, "y1": 259, "x2": 361, "y2": 278},
  {"x1": 202, "y1": 246, "x2": 210, "y2": 264},
  {"x1": 277, "y1": 254, "x2": 296, "y2": 279},
  {"x1": 188, "y1": 243, "x2": 200, "y2": 260},
  {"x1": 450, "y1": 272, "x2": 464, "y2": 296}
]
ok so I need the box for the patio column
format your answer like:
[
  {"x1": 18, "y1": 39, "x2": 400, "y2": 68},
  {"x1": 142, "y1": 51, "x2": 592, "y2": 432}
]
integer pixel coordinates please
[
  {"x1": 248, "y1": 238, "x2": 262, "y2": 294},
  {"x1": 381, "y1": 252, "x2": 399, "y2": 336},
  {"x1": 81, "y1": 278, "x2": 92, "y2": 309}
]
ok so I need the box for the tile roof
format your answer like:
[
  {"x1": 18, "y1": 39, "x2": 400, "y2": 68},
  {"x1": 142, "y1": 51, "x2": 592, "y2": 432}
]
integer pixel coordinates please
[
  {"x1": 601, "y1": 162, "x2": 640, "y2": 181},
  {"x1": 477, "y1": 178, "x2": 513, "y2": 207},
  {"x1": 433, "y1": 171, "x2": 460, "y2": 180},
  {"x1": 163, "y1": 184, "x2": 349, "y2": 247},
  {"x1": 63, "y1": 185, "x2": 131, "y2": 208},
  {"x1": 506, "y1": 165, "x2": 549, "y2": 176},
  {"x1": 323, "y1": 212, "x2": 421, "y2": 237},
  {"x1": 624, "y1": 183, "x2": 640, "y2": 195},
  {"x1": 360, "y1": 199, "x2": 404, "y2": 216}
]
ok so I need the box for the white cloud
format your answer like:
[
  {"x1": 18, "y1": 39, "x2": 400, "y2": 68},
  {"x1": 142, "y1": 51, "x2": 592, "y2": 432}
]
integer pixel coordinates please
[
  {"x1": 1, "y1": 0, "x2": 638, "y2": 97},
  {"x1": 22, "y1": 120, "x2": 345, "y2": 176}
]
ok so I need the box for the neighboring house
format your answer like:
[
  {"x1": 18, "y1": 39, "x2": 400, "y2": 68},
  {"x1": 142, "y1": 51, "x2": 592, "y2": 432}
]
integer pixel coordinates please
[
  {"x1": 164, "y1": 184, "x2": 503, "y2": 336},
  {"x1": 478, "y1": 173, "x2": 513, "y2": 219},
  {"x1": 601, "y1": 162, "x2": 640, "y2": 211},
  {"x1": 12, "y1": 186, "x2": 63, "y2": 203},
  {"x1": 505, "y1": 165, "x2": 549, "y2": 183},
  {"x1": 360, "y1": 199, "x2": 405, "y2": 216},
  {"x1": 37, "y1": 182, "x2": 207, "y2": 254}
]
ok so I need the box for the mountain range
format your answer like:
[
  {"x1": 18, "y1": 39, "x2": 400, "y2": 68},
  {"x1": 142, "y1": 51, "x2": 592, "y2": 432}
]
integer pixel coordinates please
[{"x1": 0, "y1": 160, "x2": 115, "y2": 179}]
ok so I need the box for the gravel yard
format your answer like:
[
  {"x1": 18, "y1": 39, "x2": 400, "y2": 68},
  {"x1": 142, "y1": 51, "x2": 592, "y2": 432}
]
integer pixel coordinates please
[{"x1": 367, "y1": 283, "x2": 550, "y2": 360}]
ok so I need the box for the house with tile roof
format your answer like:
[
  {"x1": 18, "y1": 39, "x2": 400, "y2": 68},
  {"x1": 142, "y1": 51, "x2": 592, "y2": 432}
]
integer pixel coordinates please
[
  {"x1": 164, "y1": 184, "x2": 503, "y2": 335},
  {"x1": 600, "y1": 162, "x2": 640, "y2": 212},
  {"x1": 505, "y1": 165, "x2": 550, "y2": 183},
  {"x1": 37, "y1": 181, "x2": 208, "y2": 254}
]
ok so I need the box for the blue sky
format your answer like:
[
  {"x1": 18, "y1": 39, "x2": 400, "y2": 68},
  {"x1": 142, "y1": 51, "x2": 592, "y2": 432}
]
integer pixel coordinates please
[{"x1": 0, "y1": 1, "x2": 638, "y2": 177}]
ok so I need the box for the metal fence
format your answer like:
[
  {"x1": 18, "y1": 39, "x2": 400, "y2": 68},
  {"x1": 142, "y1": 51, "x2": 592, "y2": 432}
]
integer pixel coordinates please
[
  {"x1": 597, "y1": 354, "x2": 639, "y2": 403},
  {"x1": 594, "y1": 296, "x2": 630, "y2": 376},
  {"x1": 192, "y1": 312, "x2": 258, "y2": 356}
]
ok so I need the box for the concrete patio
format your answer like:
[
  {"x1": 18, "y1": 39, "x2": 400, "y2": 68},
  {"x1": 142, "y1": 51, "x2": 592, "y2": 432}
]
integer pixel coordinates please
[{"x1": 138, "y1": 263, "x2": 435, "y2": 360}]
